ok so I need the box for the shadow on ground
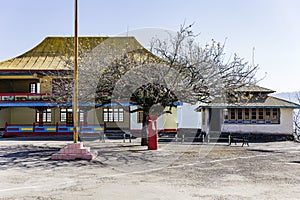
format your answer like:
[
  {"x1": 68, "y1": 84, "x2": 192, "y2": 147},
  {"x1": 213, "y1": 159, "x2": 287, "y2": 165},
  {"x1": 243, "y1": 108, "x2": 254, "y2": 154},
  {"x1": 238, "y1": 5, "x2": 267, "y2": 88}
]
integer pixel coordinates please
[{"x1": 0, "y1": 144, "x2": 106, "y2": 170}]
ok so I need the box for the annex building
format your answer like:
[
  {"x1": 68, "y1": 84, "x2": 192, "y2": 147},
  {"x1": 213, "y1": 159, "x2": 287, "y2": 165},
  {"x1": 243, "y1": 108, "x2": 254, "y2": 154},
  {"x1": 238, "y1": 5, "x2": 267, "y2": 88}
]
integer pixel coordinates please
[{"x1": 198, "y1": 85, "x2": 300, "y2": 140}]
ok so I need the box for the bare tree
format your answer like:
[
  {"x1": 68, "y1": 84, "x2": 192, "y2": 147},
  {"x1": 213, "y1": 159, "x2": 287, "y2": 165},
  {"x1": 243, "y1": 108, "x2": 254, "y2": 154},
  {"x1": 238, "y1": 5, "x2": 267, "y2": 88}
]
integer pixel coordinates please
[
  {"x1": 111, "y1": 24, "x2": 258, "y2": 145},
  {"x1": 293, "y1": 92, "x2": 300, "y2": 140},
  {"x1": 48, "y1": 24, "x2": 259, "y2": 146}
]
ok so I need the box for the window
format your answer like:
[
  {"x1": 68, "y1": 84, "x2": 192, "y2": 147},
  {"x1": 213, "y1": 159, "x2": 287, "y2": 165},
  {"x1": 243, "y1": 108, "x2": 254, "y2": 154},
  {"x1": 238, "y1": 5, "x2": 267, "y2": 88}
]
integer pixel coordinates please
[
  {"x1": 244, "y1": 108, "x2": 250, "y2": 120},
  {"x1": 237, "y1": 108, "x2": 243, "y2": 120},
  {"x1": 251, "y1": 108, "x2": 257, "y2": 120},
  {"x1": 60, "y1": 108, "x2": 72, "y2": 122},
  {"x1": 223, "y1": 109, "x2": 228, "y2": 120},
  {"x1": 30, "y1": 83, "x2": 40, "y2": 93},
  {"x1": 223, "y1": 107, "x2": 280, "y2": 124},
  {"x1": 266, "y1": 108, "x2": 271, "y2": 120},
  {"x1": 103, "y1": 108, "x2": 108, "y2": 122},
  {"x1": 30, "y1": 83, "x2": 36, "y2": 93},
  {"x1": 138, "y1": 110, "x2": 143, "y2": 123},
  {"x1": 60, "y1": 108, "x2": 71, "y2": 123},
  {"x1": 108, "y1": 108, "x2": 113, "y2": 121},
  {"x1": 119, "y1": 108, "x2": 124, "y2": 122},
  {"x1": 36, "y1": 109, "x2": 51, "y2": 123},
  {"x1": 36, "y1": 83, "x2": 40, "y2": 93},
  {"x1": 103, "y1": 108, "x2": 124, "y2": 122},
  {"x1": 272, "y1": 108, "x2": 279, "y2": 120},
  {"x1": 60, "y1": 108, "x2": 84, "y2": 123},
  {"x1": 114, "y1": 109, "x2": 119, "y2": 121},
  {"x1": 79, "y1": 112, "x2": 84, "y2": 122},
  {"x1": 258, "y1": 108, "x2": 264, "y2": 120},
  {"x1": 229, "y1": 108, "x2": 236, "y2": 120}
]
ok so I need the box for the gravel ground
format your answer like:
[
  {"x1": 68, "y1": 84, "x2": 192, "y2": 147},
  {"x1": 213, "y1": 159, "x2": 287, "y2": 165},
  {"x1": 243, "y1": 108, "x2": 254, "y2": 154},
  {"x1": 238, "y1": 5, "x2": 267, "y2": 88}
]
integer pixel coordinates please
[{"x1": 0, "y1": 137, "x2": 299, "y2": 200}]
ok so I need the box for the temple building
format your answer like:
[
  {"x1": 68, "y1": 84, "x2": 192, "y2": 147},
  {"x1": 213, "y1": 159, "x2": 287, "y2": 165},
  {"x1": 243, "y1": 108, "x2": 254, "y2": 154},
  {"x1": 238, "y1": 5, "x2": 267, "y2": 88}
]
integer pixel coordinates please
[{"x1": 0, "y1": 36, "x2": 177, "y2": 136}]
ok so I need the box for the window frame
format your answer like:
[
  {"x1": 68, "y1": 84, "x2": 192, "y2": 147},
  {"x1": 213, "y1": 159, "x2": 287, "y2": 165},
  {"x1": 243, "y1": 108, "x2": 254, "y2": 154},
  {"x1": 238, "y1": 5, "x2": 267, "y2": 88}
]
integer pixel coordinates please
[
  {"x1": 36, "y1": 108, "x2": 52, "y2": 123},
  {"x1": 60, "y1": 108, "x2": 84, "y2": 123},
  {"x1": 223, "y1": 109, "x2": 229, "y2": 120},
  {"x1": 272, "y1": 108, "x2": 279, "y2": 120},
  {"x1": 223, "y1": 107, "x2": 280, "y2": 124},
  {"x1": 30, "y1": 83, "x2": 37, "y2": 93},
  {"x1": 244, "y1": 108, "x2": 250, "y2": 120},
  {"x1": 103, "y1": 107, "x2": 124, "y2": 122},
  {"x1": 258, "y1": 108, "x2": 264, "y2": 120},
  {"x1": 265, "y1": 108, "x2": 271, "y2": 120},
  {"x1": 237, "y1": 108, "x2": 243, "y2": 120},
  {"x1": 229, "y1": 108, "x2": 236, "y2": 120},
  {"x1": 251, "y1": 108, "x2": 257, "y2": 120}
]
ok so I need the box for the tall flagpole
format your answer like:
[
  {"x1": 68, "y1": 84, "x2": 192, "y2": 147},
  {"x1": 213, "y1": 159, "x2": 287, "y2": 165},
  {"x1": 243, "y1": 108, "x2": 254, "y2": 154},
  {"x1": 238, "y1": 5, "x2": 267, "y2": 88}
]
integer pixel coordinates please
[{"x1": 73, "y1": 0, "x2": 79, "y2": 143}]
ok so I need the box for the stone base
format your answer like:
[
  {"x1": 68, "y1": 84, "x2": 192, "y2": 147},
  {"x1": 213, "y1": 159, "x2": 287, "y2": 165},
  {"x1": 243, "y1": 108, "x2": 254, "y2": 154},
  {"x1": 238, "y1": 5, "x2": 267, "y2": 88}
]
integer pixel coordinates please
[{"x1": 51, "y1": 142, "x2": 97, "y2": 160}]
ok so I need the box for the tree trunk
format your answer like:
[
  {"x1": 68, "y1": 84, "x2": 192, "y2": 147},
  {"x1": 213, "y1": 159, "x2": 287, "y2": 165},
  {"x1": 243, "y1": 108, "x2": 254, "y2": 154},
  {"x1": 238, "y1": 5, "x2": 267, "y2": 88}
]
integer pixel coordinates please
[{"x1": 141, "y1": 108, "x2": 149, "y2": 146}]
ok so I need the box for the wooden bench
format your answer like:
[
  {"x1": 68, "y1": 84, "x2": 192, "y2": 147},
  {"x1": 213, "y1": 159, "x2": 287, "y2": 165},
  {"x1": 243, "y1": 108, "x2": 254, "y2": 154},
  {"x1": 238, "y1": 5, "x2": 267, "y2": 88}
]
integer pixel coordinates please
[{"x1": 229, "y1": 134, "x2": 250, "y2": 147}]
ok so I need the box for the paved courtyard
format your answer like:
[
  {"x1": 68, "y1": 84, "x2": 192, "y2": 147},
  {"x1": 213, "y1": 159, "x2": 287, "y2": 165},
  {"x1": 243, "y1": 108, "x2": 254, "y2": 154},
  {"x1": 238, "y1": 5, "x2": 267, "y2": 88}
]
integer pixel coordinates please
[{"x1": 0, "y1": 137, "x2": 300, "y2": 200}]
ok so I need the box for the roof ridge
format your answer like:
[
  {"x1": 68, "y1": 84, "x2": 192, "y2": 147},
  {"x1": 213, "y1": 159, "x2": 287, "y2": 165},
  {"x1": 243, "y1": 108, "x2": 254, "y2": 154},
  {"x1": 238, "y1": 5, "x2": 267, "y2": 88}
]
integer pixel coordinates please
[{"x1": 235, "y1": 85, "x2": 276, "y2": 93}]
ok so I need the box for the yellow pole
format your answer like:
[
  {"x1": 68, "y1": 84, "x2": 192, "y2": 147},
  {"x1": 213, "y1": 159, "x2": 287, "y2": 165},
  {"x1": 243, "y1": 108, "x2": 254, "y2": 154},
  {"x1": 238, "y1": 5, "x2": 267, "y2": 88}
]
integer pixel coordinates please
[{"x1": 73, "y1": 0, "x2": 79, "y2": 143}]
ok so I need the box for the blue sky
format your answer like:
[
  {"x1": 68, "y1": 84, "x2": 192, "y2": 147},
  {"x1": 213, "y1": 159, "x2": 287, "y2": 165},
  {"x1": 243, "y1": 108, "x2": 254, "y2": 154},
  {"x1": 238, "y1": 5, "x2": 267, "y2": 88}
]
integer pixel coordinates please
[{"x1": 0, "y1": 0, "x2": 299, "y2": 92}]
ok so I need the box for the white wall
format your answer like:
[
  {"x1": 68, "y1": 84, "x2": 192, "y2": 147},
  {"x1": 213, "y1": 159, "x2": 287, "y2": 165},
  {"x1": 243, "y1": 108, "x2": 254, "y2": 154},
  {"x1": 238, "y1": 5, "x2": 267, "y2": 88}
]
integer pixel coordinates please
[
  {"x1": 130, "y1": 106, "x2": 142, "y2": 131},
  {"x1": 0, "y1": 108, "x2": 11, "y2": 127},
  {"x1": 157, "y1": 114, "x2": 165, "y2": 131},
  {"x1": 177, "y1": 102, "x2": 201, "y2": 129}
]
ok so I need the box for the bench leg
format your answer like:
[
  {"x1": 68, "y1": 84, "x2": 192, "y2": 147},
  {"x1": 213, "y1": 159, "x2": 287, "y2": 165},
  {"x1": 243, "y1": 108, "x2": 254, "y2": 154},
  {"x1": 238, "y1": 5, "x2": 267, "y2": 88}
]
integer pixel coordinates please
[{"x1": 242, "y1": 140, "x2": 249, "y2": 147}]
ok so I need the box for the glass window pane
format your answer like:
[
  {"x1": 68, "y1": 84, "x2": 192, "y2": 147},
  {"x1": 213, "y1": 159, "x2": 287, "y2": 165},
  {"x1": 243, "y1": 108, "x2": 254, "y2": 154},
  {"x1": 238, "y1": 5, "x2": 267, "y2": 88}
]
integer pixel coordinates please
[
  {"x1": 119, "y1": 112, "x2": 124, "y2": 122},
  {"x1": 47, "y1": 113, "x2": 51, "y2": 122},
  {"x1": 223, "y1": 109, "x2": 228, "y2": 120},
  {"x1": 30, "y1": 83, "x2": 36, "y2": 93},
  {"x1": 252, "y1": 109, "x2": 257, "y2": 120},
  {"x1": 114, "y1": 109, "x2": 119, "y2": 121},
  {"x1": 230, "y1": 109, "x2": 235, "y2": 120},
  {"x1": 266, "y1": 108, "x2": 270, "y2": 120},
  {"x1": 61, "y1": 113, "x2": 66, "y2": 122},
  {"x1": 237, "y1": 108, "x2": 242, "y2": 120},
  {"x1": 80, "y1": 112, "x2": 84, "y2": 122},
  {"x1": 36, "y1": 112, "x2": 39, "y2": 122},
  {"x1": 109, "y1": 113, "x2": 113, "y2": 121},
  {"x1": 258, "y1": 108, "x2": 264, "y2": 120},
  {"x1": 244, "y1": 108, "x2": 250, "y2": 120},
  {"x1": 36, "y1": 83, "x2": 40, "y2": 93},
  {"x1": 272, "y1": 108, "x2": 278, "y2": 120},
  {"x1": 104, "y1": 112, "x2": 108, "y2": 122}
]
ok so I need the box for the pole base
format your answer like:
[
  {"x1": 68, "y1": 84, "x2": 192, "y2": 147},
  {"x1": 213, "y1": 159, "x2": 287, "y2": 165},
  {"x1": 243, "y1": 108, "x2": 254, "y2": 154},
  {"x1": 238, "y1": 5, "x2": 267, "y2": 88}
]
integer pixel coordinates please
[{"x1": 51, "y1": 142, "x2": 97, "y2": 160}]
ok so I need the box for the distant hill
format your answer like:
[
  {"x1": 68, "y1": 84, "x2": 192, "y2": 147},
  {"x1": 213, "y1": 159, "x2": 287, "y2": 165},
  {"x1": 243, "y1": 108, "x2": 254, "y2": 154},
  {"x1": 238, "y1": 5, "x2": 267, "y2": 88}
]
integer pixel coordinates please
[{"x1": 271, "y1": 91, "x2": 300, "y2": 104}]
